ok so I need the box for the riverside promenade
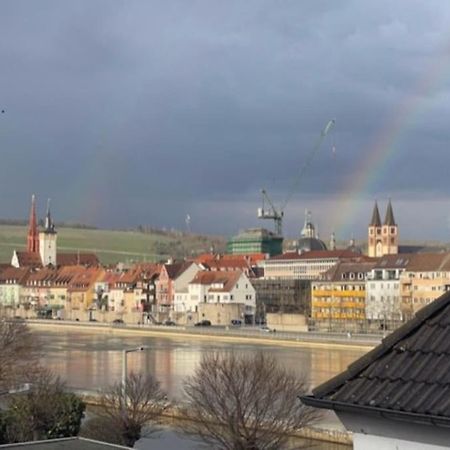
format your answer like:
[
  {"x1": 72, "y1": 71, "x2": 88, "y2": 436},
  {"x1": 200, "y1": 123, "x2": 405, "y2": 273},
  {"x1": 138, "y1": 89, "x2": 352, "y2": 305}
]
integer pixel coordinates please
[{"x1": 28, "y1": 319, "x2": 380, "y2": 350}]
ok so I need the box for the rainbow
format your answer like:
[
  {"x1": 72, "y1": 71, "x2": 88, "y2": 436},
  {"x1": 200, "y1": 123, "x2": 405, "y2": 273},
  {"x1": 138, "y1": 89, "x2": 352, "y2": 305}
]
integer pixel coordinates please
[{"x1": 331, "y1": 41, "x2": 450, "y2": 238}]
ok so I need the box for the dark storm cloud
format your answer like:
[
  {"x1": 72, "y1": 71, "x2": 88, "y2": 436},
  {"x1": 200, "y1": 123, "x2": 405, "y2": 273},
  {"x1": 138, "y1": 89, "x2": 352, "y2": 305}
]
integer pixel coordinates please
[{"x1": 1, "y1": 0, "x2": 450, "y2": 238}]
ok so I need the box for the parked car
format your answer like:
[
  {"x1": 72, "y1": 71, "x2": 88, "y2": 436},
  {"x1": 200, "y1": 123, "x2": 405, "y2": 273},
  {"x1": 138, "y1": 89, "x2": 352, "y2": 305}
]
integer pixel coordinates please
[
  {"x1": 112, "y1": 319, "x2": 125, "y2": 325},
  {"x1": 230, "y1": 319, "x2": 242, "y2": 326},
  {"x1": 164, "y1": 320, "x2": 176, "y2": 326},
  {"x1": 259, "y1": 325, "x2": 274, "y2": 333},
  {"x1": 194, "y1": 320, "x2": 211, "y2": 327}
]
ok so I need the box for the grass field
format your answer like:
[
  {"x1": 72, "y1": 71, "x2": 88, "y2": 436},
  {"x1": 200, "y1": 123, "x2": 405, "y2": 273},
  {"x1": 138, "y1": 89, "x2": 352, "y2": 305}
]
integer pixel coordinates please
[{"x1": 0, "y1": 225, "x2": 226, "y2": 265}]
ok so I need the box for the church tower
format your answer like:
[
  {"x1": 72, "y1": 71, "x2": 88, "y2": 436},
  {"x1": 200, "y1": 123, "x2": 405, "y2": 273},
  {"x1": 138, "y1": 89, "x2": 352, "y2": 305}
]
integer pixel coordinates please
[
  {"x1": 381, "y1": 199, "x2": 398, "y2": 255},
  {"x1": 27, "y1": 194, "x2": 39, "y2": 253},
  {"x1": 39, "y1": 199, "x2": 57, "y2": 266},
  {"x1": 368, "y1": 201, "x2": 382, "y2": 257}
]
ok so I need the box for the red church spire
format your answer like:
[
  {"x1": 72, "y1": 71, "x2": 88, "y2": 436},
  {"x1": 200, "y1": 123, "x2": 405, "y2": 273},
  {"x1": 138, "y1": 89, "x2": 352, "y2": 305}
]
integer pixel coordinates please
[{"x1": 27, "y1": 194, "x2": 39, "y2": 253}]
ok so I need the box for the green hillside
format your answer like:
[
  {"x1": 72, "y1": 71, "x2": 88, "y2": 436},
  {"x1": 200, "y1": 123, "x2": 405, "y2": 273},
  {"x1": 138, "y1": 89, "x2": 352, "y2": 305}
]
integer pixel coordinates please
[{"x1": 0, "y1": 225, "x2": 226, "y2": 265}]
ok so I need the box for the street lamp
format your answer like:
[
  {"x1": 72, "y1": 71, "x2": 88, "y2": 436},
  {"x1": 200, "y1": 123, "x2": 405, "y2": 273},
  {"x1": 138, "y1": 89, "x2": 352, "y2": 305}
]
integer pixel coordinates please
[{"x1": 122, "y1": 346, "x2": 148, "y2": 399}]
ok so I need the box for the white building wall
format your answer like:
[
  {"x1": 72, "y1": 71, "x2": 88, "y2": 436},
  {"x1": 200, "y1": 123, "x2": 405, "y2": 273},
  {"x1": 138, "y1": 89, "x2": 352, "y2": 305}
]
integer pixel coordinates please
[
  {"x1": 39, "y1": 232, "x2": 57, "y2": 267},
  {"x1": 354, "y1": 433, "x2": 449, "y2": 450},
  {"x1": 366, "y1": 268, "x2": 403, "y2": 321}
]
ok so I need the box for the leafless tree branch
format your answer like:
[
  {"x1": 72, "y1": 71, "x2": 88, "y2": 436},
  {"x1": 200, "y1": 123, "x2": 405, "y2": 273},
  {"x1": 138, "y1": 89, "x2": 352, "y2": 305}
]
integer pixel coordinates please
[{"x1": 180, "y1": 351, "x2": 320, "y2": 450}]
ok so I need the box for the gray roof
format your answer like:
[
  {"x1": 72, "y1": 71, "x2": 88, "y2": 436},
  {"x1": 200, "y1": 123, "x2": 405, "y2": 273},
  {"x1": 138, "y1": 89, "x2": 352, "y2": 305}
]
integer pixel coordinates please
[
  {"x1": 0, "y1": 437, "x2": 130, "y2": 450},
  {"x1": 370, "y1": 201, "x2": 381, "y2": 227},
  {"x1": 302, "y1": 290, "x2": 450, "y2": 424},
  {"x1": 297, "y1": 237, "x2": 327, "y2": 252},
  {"x1": 384, "y1": 199, "x2": 396, "y2": 226}
]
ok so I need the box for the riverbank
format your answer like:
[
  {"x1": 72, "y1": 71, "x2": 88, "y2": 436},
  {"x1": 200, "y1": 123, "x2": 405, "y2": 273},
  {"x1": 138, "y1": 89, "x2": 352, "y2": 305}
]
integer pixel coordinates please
[
  {"x1": 81, "y1": 392, "x2": 352, "y2": 446},
  {"x1": 27, "y1": 320, "x2": 378, "y2": 351}
]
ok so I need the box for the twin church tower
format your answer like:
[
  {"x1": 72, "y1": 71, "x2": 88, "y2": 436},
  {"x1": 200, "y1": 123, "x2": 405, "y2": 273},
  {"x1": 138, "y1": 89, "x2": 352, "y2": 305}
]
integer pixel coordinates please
[{"x1": 368, "y1": 200, "x2": 398, "y2": 257}]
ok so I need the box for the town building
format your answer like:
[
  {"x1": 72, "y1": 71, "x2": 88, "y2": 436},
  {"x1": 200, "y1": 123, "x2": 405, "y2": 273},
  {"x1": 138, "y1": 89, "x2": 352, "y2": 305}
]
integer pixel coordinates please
[
  {"x1": 302, "y1": 291, "x2": 450, "y2": 450},
  {"x1": 0, "y1": 267, "x2": 30, "y2": 313},
  {"x1": 175, "y1": 270, "x2": 256, "y2": 324},
  {"x1": 365, "y1": 255, "x2": 409, "y2": 326},
  {"x1": 261, "y1": 250, "x2": 364, "y2": 280},
  {"x1": 400, "y1": 252, "x2": 450, "y2": 321},
  {"x1": 250, "y1": 278, "x2": 311, "y2": 318},
  {"x1": 226, "y1": 228, "x2": 283, "y2": 256},
  {"x1": 311, "y1": 261, "x2": 376, "y2": 331},
  {"x1": 368, "y1": 200, "x2": 398, "y2": 257},
  {"x1": 155, "y1": 261, "x2": 194, "y2": 313}
]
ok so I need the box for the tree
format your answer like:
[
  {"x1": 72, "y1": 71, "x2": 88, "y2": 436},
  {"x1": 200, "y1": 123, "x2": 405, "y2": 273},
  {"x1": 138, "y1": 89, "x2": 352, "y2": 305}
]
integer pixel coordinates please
[
  {"x1": 0, "y1": 319, "x2": 40, "y2": 390},
  {"x1": 82, "y1": 372, "x2": 168, "y2": 447},
  {"x1": 2, "y1": 368, "x2": 85, "y2": 443},
  {"x1": 180, "y1": 352, "x2": 319, "y2": 450}
]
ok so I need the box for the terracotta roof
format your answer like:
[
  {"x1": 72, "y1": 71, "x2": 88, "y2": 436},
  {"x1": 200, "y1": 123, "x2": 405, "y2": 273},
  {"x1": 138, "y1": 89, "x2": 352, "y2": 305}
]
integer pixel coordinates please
[
  {"x1": 194, "y1": 253, "x2": 266, "y2": 265},
  {"x1": 0, "y1": 267, "x2": 30, "y2": 284},
  {"x1": 268, "y1": 250, "x2": 363, "y2": 261},
  {"x1": 302, "y1": 290, "x2": 450, "y2": 424},
  {"x1": 404, "y1": 252, "x2": 450, "y2": 272},
  {"x1": 26, "y1": 267, "x2": 58, "y2": 285},
  {"x1": 68, "y1": 268, "x2": 103, "y2": 291},
  {"x1": 189, "y1": 270, "x2": 242, "y2": 292},
  {"x1": 56, "y1": 253, "x2": 99, "y2": 267},
  {"x1": 14, "y1": 251, "x2": 42, "y2": 268}
]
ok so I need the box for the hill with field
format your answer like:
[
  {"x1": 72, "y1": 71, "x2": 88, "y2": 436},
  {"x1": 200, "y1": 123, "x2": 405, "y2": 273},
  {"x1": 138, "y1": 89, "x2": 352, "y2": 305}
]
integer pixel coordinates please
[{"x1": 0, "y1": 225, "x2": 226, "y2": 265}]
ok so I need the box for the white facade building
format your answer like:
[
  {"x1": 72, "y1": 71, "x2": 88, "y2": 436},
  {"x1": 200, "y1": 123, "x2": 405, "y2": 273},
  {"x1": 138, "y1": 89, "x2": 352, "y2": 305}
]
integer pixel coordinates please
[
  {"x1": 261, "y1": 250, "x2": 363, "y2": 280},
  {"x1": 175, "y1": 270, "x2": 256, "y2": 316},
  {"x1": 365, "y1": 255, "x2": 408, "y2": 322}
]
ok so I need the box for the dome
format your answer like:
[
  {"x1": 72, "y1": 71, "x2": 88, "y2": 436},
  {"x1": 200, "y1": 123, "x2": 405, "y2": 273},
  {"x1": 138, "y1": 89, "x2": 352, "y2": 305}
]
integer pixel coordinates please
[
  {"x1": 298, "y1": 236, "x2": 327, "y2": 252},
  {"x1": 346, "y1": 238, "x2": 362, "y2": 255},
  {"x1": 297, "y1": 209, "x2": 327, "y2": 252}
]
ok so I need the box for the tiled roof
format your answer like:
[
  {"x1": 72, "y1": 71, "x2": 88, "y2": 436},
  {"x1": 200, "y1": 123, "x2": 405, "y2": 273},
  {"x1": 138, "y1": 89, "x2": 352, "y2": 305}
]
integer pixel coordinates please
[
  {"x1": 56, "y1": 253, "x2": 99, "y2": 267},
  {"x1": 302, "y1": 290, "x2": 450, "y2": 422},
  {"x1": 164, "y1": 261, "x2": 192, "y2": 279},
  {"x1": 404, "y1": 252, "x2": 450, "y2": 272},
  {"x1": 15, "y1": 251, "x2": 42, "y2": 268},
  {"x1": 320, "y1": 261, "x2": 376, "y2": 282},
  {"x1": 68, "y1": 268, "x2": 103, "y2": 291},
  {"x1": 268, "y1": 250, "x2": 364, "y2": 261},
  {"x1": 373, "y1": 254, "x2": 411, "y2": 269},
  {"x1": 189, "y1": 270, "x2": 242, "y2": 292},
  {"x1": 194, "y1": 253, "x2": 267, "y2": 265},
  {"x1": 0, "y1": 267, "x2": 30, "y2": 284}
]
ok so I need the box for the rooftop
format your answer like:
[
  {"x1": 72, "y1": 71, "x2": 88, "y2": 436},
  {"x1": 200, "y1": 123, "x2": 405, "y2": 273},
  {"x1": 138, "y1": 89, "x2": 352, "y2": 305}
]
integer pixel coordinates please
[{"x1": 302, "y1": 290, "x2": 450, "y2": 425}]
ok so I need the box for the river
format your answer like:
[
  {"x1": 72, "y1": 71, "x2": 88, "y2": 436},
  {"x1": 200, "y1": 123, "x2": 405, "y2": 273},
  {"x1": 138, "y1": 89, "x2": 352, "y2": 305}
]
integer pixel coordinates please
[{"x1": 33, "y1": 327, "x2": 367, "y2": 449}]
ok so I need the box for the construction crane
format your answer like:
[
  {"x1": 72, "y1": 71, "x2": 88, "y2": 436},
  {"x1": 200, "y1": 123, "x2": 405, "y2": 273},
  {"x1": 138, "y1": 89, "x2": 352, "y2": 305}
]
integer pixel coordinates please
[{"x1": 257, "y1": 119, "x2": 335, "y2": 236}]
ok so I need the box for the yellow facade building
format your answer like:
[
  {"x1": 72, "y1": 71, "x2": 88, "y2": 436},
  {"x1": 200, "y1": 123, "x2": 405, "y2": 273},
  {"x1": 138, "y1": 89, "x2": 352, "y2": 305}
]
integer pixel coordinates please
[{"x1": 311, "y1": 261, "x2": 376, "y2": 331}]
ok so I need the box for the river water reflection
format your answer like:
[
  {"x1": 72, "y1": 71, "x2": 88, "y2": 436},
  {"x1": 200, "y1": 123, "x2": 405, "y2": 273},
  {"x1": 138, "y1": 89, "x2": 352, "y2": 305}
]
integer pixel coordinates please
[
  {"x1": 35, "y1": 328, "x2": 366, "y2": 397},
  {"x1": 34, "y1": 328, "x2": 367, "y2": 449}
]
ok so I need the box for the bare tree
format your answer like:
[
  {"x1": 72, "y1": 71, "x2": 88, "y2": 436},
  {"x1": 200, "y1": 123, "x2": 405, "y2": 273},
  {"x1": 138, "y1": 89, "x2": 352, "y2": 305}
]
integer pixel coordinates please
[
  {"x1": 82, "y1": 372, "x2": 168, "y2": 447},
  {"x1": 0, "y1": 319, "x2": 40, "y2": 390},
  {"x1": 180, "y1": 352, "x2": 319, "y2": 450}
]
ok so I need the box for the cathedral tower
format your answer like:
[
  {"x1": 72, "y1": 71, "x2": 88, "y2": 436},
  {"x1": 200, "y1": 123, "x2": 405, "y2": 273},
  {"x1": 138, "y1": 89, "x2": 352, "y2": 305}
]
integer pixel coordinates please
[
  {"x1": 381, "y1": 199, "x2": 398, "y2": 255},
  {"x1": 368, "y1": 201, "x2": 382, "y2": 257},
  {"x1": 368, "y1": 200, "x2": 398, "y2": 257},
  {"x1": 39, "y1": 199, "x2": 57, "y2": 266},
  {"x1": 27, "y1": 194, "x2": 39, "y2": 253}
]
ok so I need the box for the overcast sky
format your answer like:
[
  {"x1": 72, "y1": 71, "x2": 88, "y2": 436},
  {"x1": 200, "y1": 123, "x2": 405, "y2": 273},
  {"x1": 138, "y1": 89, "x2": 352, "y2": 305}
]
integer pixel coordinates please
[{"x1": 2, "y1": 1, "x2": 450, "y2": 241}]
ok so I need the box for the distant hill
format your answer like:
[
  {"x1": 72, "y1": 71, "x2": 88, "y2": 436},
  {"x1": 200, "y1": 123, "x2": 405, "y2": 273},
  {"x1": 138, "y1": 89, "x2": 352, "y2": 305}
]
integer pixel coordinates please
[{"x1": 0, "y1": 225, "x2": 226, "y2": 265}]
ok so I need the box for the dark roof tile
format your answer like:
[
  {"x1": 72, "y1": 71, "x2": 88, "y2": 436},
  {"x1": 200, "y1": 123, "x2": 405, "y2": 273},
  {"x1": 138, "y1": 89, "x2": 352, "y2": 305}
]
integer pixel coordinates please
[{"x1": 304, "y1": 290, "x2": 450, "y2": 421}]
